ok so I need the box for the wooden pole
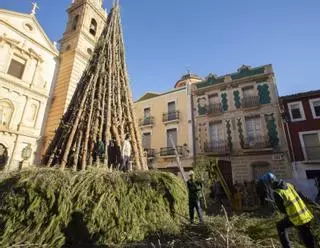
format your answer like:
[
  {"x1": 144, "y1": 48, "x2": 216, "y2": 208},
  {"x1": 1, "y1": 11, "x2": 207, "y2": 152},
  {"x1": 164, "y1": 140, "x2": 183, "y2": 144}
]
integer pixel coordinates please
[{"x1": 169, "y1": 135, "x2": 187, "y2": 183}]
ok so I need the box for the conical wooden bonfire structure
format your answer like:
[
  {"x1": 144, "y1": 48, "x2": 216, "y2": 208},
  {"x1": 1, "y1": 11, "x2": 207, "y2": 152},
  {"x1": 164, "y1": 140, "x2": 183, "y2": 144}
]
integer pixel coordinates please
[{"x1": 43, "y1": 2, "x2": 147, "y2": 171}]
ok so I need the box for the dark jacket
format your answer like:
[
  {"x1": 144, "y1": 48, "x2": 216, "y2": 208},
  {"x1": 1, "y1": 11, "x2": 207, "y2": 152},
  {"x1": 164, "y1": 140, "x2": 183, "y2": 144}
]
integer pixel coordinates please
[
  {"x1": 107, "y1": 142, "x2": 121, "y2": 165},
  {"x1": 272, "y1": 180, "x2": 288, "y2": 214},
  {"x1": 187, "y1": 179, "x2": 202, "y2": 203}
]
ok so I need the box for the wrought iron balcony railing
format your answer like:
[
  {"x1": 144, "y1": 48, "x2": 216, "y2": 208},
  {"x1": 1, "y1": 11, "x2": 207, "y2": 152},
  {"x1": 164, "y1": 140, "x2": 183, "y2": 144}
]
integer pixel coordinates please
[
  {"x1": 163, "y1": 111, "x2": 180, "y2": 122},
  {"x1": 160, "y1": 146, "x2": 183, "y2": 156},
  {"x1": 204, "y1": 141, "x2": 230, "y2": 154},
  {"x1": 242, "y1": 135, "x2": 272, "y2": 149},
  {"x1": 207, "y1": 103, "x2": 223, "y2": 115},
  {"x1": 241, "y1": 96, "x2": 260, "y2": 109},
  {"x1": 144, "y1": 148, "x2": 156, "y2": 158},
  {"x1": 139, "y1": 116, "x2": 154, "y2": 126},
  {"x1": 304, "y1": 146, "x2": 320, "y2": 161}
]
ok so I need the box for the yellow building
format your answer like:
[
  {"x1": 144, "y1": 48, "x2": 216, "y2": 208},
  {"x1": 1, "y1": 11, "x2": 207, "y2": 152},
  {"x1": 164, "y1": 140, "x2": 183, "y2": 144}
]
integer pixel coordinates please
[
  {"x1": 192, "y1": 64, "x2": 291, "y2": 183},
  {"x1": 134, "y1": 74, "x2": 201, "y2": 173},
  {"x1": 0, "y1": 7, "x2": 58, "y2": 170},
  {"x1": 42, "y1": 0, "x2": 107, "y2": 153}
]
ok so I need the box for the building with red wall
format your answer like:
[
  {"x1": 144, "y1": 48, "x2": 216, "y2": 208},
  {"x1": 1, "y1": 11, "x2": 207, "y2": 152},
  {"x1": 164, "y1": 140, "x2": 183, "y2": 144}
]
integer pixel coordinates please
[{"x1": 280, "y1": 90, "x2": 320, "y2": 179}]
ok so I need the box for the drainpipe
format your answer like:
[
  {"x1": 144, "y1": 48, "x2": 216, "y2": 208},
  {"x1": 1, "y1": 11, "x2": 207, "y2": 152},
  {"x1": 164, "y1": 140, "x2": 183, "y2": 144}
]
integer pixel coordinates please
[
  {"x1": 187, "y1": 81, "x2": 196, "y2": 161},
  {"x1": 278, "y1": 102, "x2": 295, "y2": 178}
]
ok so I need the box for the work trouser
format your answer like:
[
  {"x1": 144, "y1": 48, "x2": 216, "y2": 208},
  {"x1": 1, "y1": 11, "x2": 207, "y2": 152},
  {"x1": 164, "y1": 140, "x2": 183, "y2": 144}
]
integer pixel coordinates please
[
  {"x1": 277, "y1": 217, "x2": 317, "y2": 248},
  {"x1": 189, "y1": 200, "x2": 203, "y2": 223}
]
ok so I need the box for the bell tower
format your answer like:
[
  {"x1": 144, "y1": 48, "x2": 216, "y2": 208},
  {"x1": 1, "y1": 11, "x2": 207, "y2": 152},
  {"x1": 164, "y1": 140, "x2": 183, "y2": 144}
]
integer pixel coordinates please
[{"x1": 43, "y1": 0, "x2": 107, "y2": 152}]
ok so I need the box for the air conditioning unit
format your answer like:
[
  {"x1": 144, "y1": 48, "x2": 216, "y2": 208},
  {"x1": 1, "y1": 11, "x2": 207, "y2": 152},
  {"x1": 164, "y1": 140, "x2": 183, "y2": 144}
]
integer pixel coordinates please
[{"x1": 272, "y1": 153, "x2": 284, "y2": 161}]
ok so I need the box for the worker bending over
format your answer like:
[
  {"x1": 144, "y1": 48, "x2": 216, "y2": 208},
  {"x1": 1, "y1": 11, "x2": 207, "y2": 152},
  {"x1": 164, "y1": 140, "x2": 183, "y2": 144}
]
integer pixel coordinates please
[{"x1": 261, "y1": 172, "x2": 317, "y2": 248}]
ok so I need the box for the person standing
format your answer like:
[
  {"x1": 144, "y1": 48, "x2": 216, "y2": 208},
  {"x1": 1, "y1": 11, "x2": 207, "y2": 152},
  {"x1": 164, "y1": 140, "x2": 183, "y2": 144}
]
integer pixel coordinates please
[
  {"x1": 121, "y1": 134, "x2": 131, "y2": 172},
  {"x1": 107, "y1": 139, "x2": 121, "y2": 170},
  {"x1": 187, "y1": 171, "x2": 204, "y2": 224},
  {"x1": 261, "y1": 172, "x2": 316, "y2": 248}
]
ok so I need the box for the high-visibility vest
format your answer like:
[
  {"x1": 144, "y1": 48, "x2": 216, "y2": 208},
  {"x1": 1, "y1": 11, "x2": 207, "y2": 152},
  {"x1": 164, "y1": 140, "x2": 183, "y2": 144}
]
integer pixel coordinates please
[{"x1": 275, "y1": 183, "x2": 313, "y2": 226}]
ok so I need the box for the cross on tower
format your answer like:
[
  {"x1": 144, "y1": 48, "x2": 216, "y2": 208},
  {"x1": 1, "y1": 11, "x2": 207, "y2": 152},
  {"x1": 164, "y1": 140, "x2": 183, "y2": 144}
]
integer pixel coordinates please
[{"x1": 31, "y1": 2, "x2": 39, "y2": 16}]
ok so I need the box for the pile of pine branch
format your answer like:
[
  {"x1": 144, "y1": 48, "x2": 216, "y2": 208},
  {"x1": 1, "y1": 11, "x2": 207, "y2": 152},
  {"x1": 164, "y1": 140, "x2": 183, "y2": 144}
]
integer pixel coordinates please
[
  {"x1": 43, "y1": 1, "x2": 146, "y2": 171},
  {"x1": 0, "y1": 168, "x2": 187, "y2": 247}
]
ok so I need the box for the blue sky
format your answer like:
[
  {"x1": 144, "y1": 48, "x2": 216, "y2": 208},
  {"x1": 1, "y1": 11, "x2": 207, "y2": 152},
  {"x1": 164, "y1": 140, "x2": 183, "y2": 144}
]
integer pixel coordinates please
[{"x1": 1, "y1": 0, "x2": 320, "y2": 100}]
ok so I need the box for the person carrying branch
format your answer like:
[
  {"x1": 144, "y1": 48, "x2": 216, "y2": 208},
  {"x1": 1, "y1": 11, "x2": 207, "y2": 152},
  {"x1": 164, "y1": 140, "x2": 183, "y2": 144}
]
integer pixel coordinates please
[
  {"x1": 261, "y1": 172, "x2": 317, "y2": 248},
  {"x1": 187, "y1": 171, "x2": 204, "y2": 224}
]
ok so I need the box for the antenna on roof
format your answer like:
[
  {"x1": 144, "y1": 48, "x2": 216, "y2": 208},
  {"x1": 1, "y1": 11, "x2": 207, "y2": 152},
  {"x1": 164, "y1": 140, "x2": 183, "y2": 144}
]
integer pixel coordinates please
[{"x1": 185, "y1": 65, "x2": 191, "y2": 75}]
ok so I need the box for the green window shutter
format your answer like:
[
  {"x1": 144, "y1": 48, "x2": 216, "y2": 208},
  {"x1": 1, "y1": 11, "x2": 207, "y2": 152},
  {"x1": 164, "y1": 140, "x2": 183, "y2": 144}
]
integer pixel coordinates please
[
  {"x1": 233, "y1": 90, "x2": 241, "y2": 108},
  {"x1": 257, "y1": 84, "x2": 271, "y2": 104},
  {"x1": 265, "y1": 114, "x2": 279, "y2": 148},
  {"x1": 221, "y1": 93, "x2": 228, "y2": 111}
]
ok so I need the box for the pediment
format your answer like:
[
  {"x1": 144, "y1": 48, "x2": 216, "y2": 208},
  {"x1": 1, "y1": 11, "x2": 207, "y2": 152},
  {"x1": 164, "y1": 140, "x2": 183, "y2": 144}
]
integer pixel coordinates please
[{"x1": 0, "y1": 9, "x2": 58, "y2": 55}]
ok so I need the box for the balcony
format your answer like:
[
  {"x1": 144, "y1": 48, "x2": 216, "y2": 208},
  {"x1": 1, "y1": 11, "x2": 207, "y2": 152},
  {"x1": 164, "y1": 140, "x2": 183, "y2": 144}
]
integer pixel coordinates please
[
  {"x1": 241, "y1": 96, "x2": 260, "y2": 109},
  {"x1": 163, "y1": 111, "x2": 180, "y2": 123},
  {"x1": 304, "y1": 146, "x2": 320, "y2": 161},
  {"x1": 204, "y1": 141, "x2": 230, "y2": 155},
  {"x1": 207, "y1": 103, "x2": 223, "y2": 115},
  {"x1": 242, "y1": 135, "x2": 272, "y2": 150},
  {"x1": 144, "y1": 148, "x2": 156, "y2": 159},
  {"x1": 139, "y1": 116, "x2": 154, "y2": 127},
  {"x1": 160, "y1": 146, "x2": 183, "y2": 157}
]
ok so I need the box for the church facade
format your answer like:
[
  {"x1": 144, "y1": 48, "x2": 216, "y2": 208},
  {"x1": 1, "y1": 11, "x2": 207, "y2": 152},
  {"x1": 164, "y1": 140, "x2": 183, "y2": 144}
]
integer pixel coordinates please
[
  {"x1": 0, "y1": 0, "x2": 106, "y2": 170},
  {"x1": 0, "y1": 8, "x2": 58, "y2": 170}
]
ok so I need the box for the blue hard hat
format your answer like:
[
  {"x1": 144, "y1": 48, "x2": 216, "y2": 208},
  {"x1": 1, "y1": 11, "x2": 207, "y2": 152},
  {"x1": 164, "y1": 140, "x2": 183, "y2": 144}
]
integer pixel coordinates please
[{"x1": 261, "y1": 172, "x2": 277, "y2": 183}]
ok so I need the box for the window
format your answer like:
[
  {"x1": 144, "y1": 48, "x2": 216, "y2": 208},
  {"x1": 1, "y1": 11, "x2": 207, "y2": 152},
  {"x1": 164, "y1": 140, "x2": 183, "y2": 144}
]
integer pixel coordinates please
[
  {"x1": 87, "y1": 48, "x2": 93, "y2": 55},
  {"x1": 7, "y1": 55, "x2": 26, "y2": 79},
  {"x1": 0, "y1": 143, "x2": 8, "y2": 170},
  {"x1": 142, "y1": 132, "x2": 151, "y2": 149},
  {"x1": 0, "y1": 100, "x2": 14, "y2": 127},
  {"x1": 24, "y1": 23, "x2": 33, "y2": 32},
  {"x1": 310, "y1": 98, "x2": 320, "y2": 119},
  {"x1": 306, "y1": 170, "x2": 320, "y2": 179},
  {"x1": 288, "y1": 101, "x2": 305, "y2": 122},
  {"x1": 300, "y1": 131, "x2": 320, "y2": 161},
  {"x1": 167, "y1": 101, "x2": 177, "y2": 121},
  {"x1": 144, "y1": 107, "x2": 151, "y2": 118},
  {"x1": 242, "y1": 86, "x2": 254, "y2": 98},
  {"x1": 245, "y1": 116, "x2": 262, "y2": 145},
  {"x1": 89, "y1": 18, "x2": 97, "y2": 36},
  {"x1": 209, "y1": 122, "x2": 223, "y2": 146},
  {"x1": 208, "y1": 94, "x2": 219, "y2": 105},
  {"x1": 168, "y1": 101, "x2": 176, "y2": 113},
  {"x1": 72, "y1": 15, "x2": 79, "y2": 31},
  {"x1": 167, "y1": 128, "x2": 177, "y2": 147}
]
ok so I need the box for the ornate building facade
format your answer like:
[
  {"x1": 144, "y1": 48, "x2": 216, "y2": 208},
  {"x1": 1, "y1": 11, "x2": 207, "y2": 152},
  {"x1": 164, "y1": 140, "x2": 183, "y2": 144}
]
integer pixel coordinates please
[
  {"x1": 192, "y1": 65, "x2": 291, "y2": 182},
  {"x1": 0, "y1": 8, "x2": 58, "y2": 170}
]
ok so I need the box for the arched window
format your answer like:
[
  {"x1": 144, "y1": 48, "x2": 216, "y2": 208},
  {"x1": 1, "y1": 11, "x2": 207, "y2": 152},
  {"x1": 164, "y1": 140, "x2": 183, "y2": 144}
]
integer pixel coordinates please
[
  {"x1": 0, "y1": 143, "x2": 8, "y2": 170},
  {"x1": 89, "y1": 18, "x2": 97, "y2": 36},
  {"x1": 72, "y1": 15, "x2": 79, "y2": 31},
  {"x1": 0, "y1": 99, "x2": 14, "y2": 128}
]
